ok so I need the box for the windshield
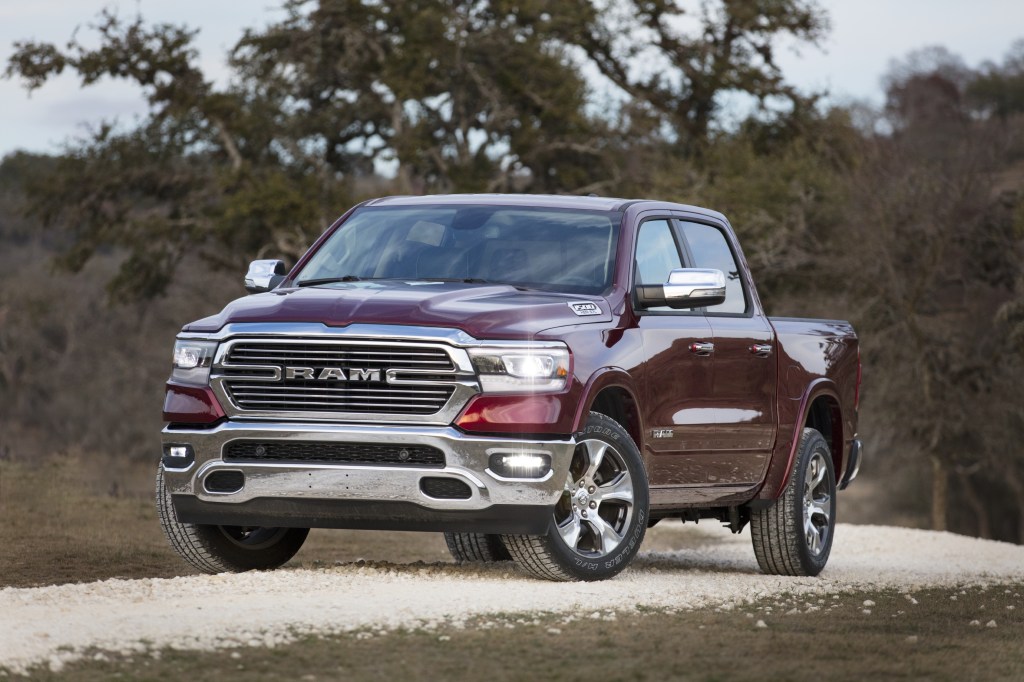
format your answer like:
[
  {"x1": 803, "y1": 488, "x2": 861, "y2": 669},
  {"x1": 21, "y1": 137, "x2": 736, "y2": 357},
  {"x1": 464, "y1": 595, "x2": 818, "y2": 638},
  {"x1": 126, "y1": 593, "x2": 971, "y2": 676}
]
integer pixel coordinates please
[{"x1": 297, "y1": 205, "x2": 622, "y2": 295}]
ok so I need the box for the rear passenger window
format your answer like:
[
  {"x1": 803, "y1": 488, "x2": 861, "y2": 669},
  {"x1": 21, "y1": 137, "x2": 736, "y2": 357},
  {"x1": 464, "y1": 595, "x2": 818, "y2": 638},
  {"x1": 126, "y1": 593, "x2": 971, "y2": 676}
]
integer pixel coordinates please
[{"x1": 679, "y1": 222, "x2": 747, "y2": 314}]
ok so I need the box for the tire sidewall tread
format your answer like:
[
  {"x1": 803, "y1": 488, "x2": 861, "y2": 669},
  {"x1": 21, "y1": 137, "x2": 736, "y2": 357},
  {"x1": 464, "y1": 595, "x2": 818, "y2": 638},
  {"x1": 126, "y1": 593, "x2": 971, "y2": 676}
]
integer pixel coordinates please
[
  {"x1": 750, "y1": 428, "x2": 836, "y2": 577},
  {"x1": 502, "y1": 412, "x2": 649, "y2": 582},
  {"x1": 156, "y1": 466, "x2": 308, "y2": 574}
]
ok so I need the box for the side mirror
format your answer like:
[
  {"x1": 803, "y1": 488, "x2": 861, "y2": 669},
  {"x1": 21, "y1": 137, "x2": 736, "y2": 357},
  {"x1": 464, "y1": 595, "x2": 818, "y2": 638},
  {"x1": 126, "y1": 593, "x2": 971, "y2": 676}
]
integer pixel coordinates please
[
  {"x1": 636, "y1": 268, "x2": 727, "y2": 309},
  {"x1": 244, "y1": 259, "x2": 287, "y2": 293}
]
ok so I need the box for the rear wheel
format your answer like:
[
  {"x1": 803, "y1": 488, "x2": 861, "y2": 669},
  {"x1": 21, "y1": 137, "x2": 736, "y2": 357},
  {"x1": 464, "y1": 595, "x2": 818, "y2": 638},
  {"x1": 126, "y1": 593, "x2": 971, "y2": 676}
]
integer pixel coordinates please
[
  {"x1": 502, "y1": 412, "x2": 649, "y2": 581},
  {"x1": 750, "y1": 428, "x2": 836, "y2": 576},
  {"x1": 444, "y1": 532, "x2": 511, "y2": 563},
  {"x1": 156, "y1": 466, "x2": 308, "y2": 573}
]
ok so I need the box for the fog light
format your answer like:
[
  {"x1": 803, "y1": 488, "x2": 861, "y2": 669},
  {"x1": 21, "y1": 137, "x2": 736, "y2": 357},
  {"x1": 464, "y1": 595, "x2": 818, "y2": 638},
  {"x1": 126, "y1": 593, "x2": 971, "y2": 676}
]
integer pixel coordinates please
[
  {"x1": 488, "y1": 452, "x2": 551, "y2": 479},
  {"x1": 162, "y1": 443, "x2": 195, "y2": 469}
]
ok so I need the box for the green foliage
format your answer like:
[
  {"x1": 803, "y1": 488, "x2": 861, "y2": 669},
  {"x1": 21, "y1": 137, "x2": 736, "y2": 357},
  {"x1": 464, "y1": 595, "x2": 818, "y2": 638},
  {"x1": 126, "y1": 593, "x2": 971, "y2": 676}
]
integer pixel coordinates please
[{"x1": 968, "y1": 39, "x2": 1024, "y2": 118}]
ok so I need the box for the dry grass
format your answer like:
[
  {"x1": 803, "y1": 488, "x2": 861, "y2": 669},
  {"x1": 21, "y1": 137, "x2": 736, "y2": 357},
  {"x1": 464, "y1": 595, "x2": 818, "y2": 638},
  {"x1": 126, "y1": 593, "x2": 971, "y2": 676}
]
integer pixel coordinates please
[
  {"x1": 18, "y1": 585, "x2": 1024, "y2": 681},
  {"x1": 0, "y1": 456, "x2": 450, "y2": 588}
]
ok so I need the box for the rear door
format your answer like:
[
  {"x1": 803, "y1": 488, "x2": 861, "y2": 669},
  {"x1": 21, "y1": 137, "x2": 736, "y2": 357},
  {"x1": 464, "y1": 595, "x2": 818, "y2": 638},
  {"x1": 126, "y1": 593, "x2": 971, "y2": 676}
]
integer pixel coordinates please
[{"x1": 677, "y1": 219, "x2": 778, "y2": 484}]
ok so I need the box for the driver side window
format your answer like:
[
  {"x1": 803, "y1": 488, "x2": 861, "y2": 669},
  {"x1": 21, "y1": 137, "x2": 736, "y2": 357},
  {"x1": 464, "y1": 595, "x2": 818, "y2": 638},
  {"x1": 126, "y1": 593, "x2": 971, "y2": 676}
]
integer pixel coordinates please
[
  {"x1": 635, "y1": 219, "x2": 683, "y2": 313},
  {"x1": 635, "y1": 219, "x2": 682, "y2": 284}
]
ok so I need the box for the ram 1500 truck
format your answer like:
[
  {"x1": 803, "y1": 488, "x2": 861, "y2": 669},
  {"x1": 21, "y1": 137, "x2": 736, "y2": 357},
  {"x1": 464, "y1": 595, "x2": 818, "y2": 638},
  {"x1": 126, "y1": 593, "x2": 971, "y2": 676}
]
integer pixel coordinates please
[{"x1": 157, "y1": 194, "x2": 862, "y2": 582}]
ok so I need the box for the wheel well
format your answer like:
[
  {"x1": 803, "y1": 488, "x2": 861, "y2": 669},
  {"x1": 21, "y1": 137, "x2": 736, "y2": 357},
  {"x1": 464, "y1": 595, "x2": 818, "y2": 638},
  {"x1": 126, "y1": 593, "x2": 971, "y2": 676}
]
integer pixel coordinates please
[
  {"x1": 805, "y1": 395, "x2": 843, "y2": 477},
  {"x1": 589, "y1": 387, "x2": 642, "y2": 448}
]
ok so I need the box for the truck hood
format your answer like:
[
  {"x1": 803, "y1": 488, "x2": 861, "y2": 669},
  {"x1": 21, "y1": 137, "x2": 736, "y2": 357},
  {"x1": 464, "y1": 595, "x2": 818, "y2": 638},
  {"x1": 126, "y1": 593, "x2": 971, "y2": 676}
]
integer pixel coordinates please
[{"x1": 184, "y1": 281, "x2": 611, "y2": 339}]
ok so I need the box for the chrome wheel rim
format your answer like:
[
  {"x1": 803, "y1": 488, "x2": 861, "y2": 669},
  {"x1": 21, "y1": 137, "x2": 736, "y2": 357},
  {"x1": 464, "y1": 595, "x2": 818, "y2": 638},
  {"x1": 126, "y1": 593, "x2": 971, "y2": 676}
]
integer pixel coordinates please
[
  {"x1": 554, "y1": 438, "x2": 634, "y2": 558},
  {"x1": 803, "y1": 452, "x2": 832, "y2": 555}
]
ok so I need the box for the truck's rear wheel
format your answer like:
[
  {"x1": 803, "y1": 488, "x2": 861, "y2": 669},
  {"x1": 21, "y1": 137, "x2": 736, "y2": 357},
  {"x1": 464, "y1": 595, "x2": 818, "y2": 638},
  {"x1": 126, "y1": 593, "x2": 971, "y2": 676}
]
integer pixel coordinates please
[
  {"x1": 444, "y1": 532, "x2": 511, "y2": 563},
  {"x1": 156, "y1": 466, "x2": 308, "y2": 573},
  {"x1": 502, "y1": 412, "x2": 649, "y2": 581},
  {"x1": 750, "y1": 428, "x2": 836, "y2": 576}
]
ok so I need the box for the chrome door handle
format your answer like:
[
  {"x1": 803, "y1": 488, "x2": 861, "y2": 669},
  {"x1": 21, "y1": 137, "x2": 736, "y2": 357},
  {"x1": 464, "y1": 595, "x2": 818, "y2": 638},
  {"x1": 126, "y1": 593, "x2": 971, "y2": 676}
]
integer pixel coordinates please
[
  {"x1": 689, "y1": 341, "x2": 714, "y2": 356},
  {"x1": 750, "y1": 343, "x2": 773, "y2": 357}
]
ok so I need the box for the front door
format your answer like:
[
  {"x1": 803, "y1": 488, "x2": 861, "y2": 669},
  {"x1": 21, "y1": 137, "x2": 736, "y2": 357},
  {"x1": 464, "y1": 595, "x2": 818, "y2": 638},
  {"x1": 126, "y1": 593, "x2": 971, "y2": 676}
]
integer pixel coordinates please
[{"x1": 632, "y1": 217, "x2": 716, "y2": 486}]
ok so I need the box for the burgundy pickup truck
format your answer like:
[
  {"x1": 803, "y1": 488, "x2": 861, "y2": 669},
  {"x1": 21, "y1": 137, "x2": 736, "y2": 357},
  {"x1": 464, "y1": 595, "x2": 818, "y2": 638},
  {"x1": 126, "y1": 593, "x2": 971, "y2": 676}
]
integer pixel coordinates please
[{"x1": 157, "y1": 194, "x2": 861, "y2": 581}]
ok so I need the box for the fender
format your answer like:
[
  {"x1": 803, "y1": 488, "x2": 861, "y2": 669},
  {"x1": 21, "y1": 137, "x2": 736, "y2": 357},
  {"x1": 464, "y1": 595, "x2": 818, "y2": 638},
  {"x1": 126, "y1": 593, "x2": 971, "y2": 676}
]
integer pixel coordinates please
[
  {"x1": 756, "y1": 377, "x2": 845, "y2": 500},
  {"x1": 572, "y1": 367, "x2": 645, "y2": 448}
]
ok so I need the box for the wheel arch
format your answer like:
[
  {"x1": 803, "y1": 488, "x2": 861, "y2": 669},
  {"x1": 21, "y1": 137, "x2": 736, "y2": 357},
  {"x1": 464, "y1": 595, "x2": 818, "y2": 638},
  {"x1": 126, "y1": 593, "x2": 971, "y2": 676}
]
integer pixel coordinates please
[
  {"x1": 804, "y1": 392, "x2": 844, "y2": 482},
  {"x1": 572, "y1": 369, "x2": 644, "y2": 452},
  {"x1": 758, "y1": 378, "x2": 846, "y2": 500}
]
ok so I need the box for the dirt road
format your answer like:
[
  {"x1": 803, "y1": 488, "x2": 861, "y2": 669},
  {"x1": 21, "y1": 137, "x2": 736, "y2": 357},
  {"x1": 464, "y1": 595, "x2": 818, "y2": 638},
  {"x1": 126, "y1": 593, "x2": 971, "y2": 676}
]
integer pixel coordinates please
[{"x1": 3, "y1": 523, "x2": 1023, "y2": 675}]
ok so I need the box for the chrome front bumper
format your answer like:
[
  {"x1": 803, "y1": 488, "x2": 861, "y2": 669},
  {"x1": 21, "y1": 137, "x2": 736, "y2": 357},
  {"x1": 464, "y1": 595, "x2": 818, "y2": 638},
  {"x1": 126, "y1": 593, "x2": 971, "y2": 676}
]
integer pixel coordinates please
[{"x1": 161, "y1": 421, "x2": 575, "y2": 533}]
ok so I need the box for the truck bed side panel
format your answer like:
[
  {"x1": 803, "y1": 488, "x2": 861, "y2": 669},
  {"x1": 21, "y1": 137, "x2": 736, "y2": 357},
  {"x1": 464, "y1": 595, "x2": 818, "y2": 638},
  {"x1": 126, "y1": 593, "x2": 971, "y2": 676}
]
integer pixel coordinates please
[{"x1": 759, "y1": 317, "x2": 859, "y2": 499}]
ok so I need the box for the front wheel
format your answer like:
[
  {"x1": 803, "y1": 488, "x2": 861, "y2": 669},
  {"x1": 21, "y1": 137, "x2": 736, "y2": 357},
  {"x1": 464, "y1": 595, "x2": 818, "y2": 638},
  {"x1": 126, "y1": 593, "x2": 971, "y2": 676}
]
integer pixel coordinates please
[
  {"x1": 156, "y1": 466, "x2": 309, "y2": 573},
  {"x1": 502, "y1": 412, "x2": 649, "y2": 581},
  {"x1": 750, "y1": 428, "x2": 836, "y2": 576}
]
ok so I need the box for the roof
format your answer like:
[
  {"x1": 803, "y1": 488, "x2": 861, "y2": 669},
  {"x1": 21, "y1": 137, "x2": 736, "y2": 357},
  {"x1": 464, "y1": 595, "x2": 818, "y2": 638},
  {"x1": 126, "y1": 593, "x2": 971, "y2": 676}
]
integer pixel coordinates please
[{"x1": 363, "y1": 193, "x2": 725, "y2": 221}]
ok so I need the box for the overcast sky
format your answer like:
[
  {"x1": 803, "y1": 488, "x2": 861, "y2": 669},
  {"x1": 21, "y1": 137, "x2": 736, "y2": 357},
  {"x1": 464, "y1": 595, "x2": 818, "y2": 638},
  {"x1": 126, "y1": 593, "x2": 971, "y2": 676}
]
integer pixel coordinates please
[{"x1": 1, "y1": 0, "x2": 1022, "y2": 157}]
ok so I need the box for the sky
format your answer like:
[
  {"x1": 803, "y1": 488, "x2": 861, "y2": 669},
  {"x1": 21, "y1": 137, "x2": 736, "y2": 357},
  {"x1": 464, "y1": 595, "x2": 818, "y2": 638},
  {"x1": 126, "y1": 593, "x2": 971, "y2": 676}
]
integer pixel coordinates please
[{"x1": 0, "y1": 0, "x2": 1022, "y2": 157}]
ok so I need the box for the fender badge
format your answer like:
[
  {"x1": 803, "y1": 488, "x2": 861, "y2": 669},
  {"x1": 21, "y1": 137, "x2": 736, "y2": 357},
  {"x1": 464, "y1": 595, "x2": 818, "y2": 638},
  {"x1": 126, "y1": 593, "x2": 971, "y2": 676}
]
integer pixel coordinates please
[{"x1": 568, "y1": 301, "x2": 601, "y2": 316}]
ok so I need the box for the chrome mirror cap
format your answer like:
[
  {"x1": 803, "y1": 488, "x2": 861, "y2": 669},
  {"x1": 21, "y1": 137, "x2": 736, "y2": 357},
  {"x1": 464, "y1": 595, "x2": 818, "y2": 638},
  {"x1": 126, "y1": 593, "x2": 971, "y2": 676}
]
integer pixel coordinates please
[
  {"x1": 244, "y1": 259, "x2": 287, "y2": 294},
  {"x1": 636, "y1": 268, "x2": 727, "y2": 309},
  {"x1": 664, "y1": 268, "x2": 726, "y2": 304}
]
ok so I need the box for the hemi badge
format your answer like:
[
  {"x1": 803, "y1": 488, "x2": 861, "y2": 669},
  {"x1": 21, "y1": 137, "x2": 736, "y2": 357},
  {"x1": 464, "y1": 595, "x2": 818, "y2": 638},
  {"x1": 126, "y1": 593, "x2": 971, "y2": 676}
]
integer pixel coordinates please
[
  {"x1": 652, "y1": 429, "x2": 674, "y2": 439},
  {"x1": 568, "y1": 301, "x2": 601, "y2": 316}
]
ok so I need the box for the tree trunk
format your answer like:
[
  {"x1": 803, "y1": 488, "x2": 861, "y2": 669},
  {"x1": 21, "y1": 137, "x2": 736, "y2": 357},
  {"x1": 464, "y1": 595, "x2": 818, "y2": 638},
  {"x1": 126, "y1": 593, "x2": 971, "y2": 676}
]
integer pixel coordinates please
[
  {"x1": 931, "y1": 457, "x2": 948, "y2": 532},
  {"x1": 1004, "y1": 468, "x2": 1024, "y2": 545},
  {"x1": 957, "y1": 472, "x2": 991, "y2": 539}
]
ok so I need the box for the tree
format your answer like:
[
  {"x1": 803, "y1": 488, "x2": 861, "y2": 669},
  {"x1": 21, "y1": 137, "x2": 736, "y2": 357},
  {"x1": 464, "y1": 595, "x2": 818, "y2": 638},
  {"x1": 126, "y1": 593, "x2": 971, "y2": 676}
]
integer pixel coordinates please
[
  {"x1": 833, "y1": 51, "x2": 1024, "y2": 538},
  {"x1": 4, "y1": 1, "x2": 607, "y2": 299},
  {"x1": 557, "y1": 0, "x2": 829, "y2": 154},
  {"x1": 968, "y1": 39, "x2": 1024, "y2": 119}
]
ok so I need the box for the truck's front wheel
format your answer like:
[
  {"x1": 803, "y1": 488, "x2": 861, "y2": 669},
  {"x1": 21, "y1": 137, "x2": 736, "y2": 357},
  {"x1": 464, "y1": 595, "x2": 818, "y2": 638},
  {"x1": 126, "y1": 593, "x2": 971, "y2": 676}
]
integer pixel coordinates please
[
  {"x1": 156, "y1": 466, "x2": 308, "y2": 573},
  {"x1": 502, "y1": 412, "x2": 649, "y2": 581},
  {"x1": 750, "y1": 428, "x2": 836, "y2": 576}
]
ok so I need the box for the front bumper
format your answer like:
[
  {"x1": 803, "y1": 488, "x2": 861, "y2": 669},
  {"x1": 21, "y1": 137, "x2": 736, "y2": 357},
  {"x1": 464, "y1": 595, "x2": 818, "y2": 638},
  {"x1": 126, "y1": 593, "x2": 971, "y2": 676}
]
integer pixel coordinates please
[{"x1": 161, "y1": 421, "x2": 575, "y2": 534}]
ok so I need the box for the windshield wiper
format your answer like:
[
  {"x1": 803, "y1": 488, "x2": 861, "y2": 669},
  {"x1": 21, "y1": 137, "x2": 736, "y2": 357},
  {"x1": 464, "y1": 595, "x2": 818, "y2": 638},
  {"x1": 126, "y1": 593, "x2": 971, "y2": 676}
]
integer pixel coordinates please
[
  {"x1": 295, "y1": 275, "x2": 363, "y2": 287},
  {"x1": 407, "y1": 277, "x2": 491, "y2": 284}
]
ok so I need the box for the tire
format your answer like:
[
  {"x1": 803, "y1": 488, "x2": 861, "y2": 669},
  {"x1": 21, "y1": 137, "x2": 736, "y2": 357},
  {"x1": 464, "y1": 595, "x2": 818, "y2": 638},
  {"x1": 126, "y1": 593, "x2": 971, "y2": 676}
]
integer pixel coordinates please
[
  {"x1": 750, "y1": 428, "x2": 836, "y2": 576},
  {"x1": 156, "y1": 465, "x2": 309, "y2": 573},
  {"x1": 502, "y1": 412, "x2": 649, "y2": 581},
  {"x1": 444, "y1": 532, "x2": 512, "y2": 563}
]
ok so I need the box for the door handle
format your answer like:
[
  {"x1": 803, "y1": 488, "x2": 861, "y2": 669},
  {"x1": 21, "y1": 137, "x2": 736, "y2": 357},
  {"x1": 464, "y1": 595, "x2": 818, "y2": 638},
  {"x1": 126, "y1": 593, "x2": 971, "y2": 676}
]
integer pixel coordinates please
[
  {"x1": 750, "y1": 343, "x2": 773, "y2": 357},
  {"x1": 689, "y1": 341, "x2": 714, "y2": 356}
]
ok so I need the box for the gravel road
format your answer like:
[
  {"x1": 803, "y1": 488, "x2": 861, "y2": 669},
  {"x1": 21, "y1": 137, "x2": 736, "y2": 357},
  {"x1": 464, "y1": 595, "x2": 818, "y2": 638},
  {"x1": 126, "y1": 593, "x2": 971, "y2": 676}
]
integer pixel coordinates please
[{"x1": 3, "y1": 523, "x2": 1023, "y2": 674}]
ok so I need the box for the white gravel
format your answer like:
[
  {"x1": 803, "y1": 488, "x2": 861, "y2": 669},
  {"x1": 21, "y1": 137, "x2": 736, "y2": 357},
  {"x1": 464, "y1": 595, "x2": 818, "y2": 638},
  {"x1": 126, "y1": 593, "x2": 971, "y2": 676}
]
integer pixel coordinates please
[{"x1": 3, "y1": 523, "x2": 1023, "y2": 674}]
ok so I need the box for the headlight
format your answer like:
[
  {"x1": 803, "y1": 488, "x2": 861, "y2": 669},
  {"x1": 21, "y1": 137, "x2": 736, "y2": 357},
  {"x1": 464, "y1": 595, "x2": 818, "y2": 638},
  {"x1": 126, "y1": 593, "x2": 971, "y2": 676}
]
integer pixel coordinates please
[
  {"x1": 468, "y1": 345, "x2": 570, "y2": 394},
  {"x1": 171, "y1": 340, "x2": 218, "y2": 386}
]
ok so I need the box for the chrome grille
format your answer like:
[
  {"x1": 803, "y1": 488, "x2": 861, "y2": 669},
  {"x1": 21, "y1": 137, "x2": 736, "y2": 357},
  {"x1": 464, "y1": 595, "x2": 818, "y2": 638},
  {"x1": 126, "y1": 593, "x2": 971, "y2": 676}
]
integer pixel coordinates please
[
  {"x1": 225, "y1": 383, "x2": 455, "y2": 414},
  {"x1": 226, "y1": 342, "x2": 454, "y2": 370},
  {"x1": 215, "y1": 340, "x2": 465, "y2": 418}
]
